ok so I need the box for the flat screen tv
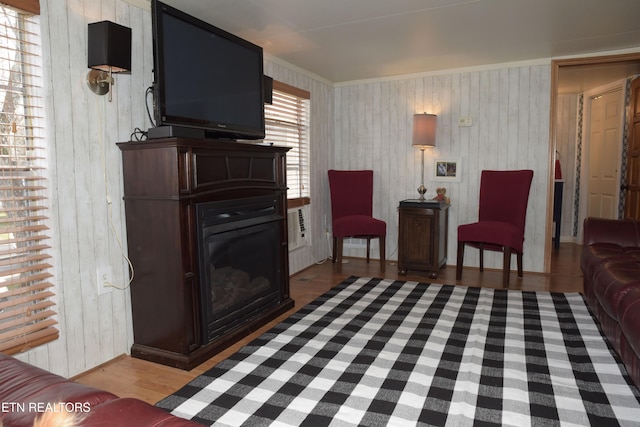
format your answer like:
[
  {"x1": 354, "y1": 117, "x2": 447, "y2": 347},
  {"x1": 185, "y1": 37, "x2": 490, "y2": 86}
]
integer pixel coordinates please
[{"x1": 150, "y1": 0, "x2": 265, "y2": 140}]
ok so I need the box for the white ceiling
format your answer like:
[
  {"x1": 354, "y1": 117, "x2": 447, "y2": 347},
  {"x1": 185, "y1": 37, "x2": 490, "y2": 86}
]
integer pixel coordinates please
[{"x1": 159, "y1": 0, "x2": 640, "y2": 91}]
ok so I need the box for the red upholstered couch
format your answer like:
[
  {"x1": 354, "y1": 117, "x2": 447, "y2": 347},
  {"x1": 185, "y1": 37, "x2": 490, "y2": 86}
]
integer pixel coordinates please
[
  {"x1": 0, "y1": 353, "x2": 201, "y2": 426},
  {"x1": 581, "y1": 217, "x2": 640, "y2": 389}
]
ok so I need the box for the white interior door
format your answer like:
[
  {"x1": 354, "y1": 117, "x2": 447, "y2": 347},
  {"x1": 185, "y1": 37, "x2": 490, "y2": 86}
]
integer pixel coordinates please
[{"x1": 587, "y1": 88, "x2": 623, "y2": 219}]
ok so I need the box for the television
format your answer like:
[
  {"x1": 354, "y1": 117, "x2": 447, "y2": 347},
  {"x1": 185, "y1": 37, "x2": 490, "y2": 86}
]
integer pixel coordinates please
[{"x1": 149, "y1": 0, "x2": 265, "y2": 140}]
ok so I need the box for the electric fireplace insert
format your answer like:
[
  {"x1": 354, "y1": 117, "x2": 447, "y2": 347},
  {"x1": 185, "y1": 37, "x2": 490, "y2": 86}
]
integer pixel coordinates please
[{"x1": 196, "y1": 195, "x2": 283, "y2": 343}]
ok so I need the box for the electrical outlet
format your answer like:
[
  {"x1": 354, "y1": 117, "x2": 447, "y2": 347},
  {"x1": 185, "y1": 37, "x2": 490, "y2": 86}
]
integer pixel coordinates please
[{"x1": 96, "y1": 266, "x2": 113, "y2": 295}]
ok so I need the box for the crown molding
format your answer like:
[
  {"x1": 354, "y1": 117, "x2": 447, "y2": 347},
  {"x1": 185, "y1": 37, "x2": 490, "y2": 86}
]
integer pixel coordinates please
[{"x1": 334, "y1": 58, "x2": 552, "y2": 87}]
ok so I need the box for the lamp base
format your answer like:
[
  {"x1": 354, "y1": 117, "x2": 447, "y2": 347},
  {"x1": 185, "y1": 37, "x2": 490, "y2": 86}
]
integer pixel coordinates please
[{"x1": 417, "y1": 184, "x2": 427, "y2": 201}]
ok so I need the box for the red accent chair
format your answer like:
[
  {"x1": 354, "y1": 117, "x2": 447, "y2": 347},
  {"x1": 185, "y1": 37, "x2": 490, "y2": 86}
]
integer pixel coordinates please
[
  {"x1": 456, "y1": 169, "x2": 534, "y2": 287},
  {"x1": 328, "y1": 170, "x2": 386, "y2": 273}
]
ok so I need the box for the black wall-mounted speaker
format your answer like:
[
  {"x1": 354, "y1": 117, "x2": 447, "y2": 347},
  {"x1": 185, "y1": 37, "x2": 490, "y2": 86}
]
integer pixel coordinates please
[{"x1": 264, "y1": 75, "x2": 273, "y2": 104}]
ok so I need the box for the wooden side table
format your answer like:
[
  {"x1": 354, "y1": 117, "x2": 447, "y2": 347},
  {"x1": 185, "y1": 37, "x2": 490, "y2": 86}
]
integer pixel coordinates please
[{"x1": 398, "y1": 199, "x2": 449, "y2": 278}]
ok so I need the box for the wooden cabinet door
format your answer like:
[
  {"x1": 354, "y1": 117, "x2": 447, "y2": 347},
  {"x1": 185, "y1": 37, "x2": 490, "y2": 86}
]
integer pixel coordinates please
[{"x1": 399, "y1": 208, "x2": 436, "y2": 268}]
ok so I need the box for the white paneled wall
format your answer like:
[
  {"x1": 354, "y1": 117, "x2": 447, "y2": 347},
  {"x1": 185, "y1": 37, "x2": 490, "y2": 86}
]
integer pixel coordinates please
[
  {"x1": 19, "y1": 0, "x2": 150, "y2": 377},
  {"x1": 333, "y1": 65, "x2": 552, "y2": 274}
]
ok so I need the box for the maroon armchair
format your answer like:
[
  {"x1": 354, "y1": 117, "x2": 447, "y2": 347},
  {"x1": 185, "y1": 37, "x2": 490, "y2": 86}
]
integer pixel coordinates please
[
  {"x1": 456, "y1": 169, "x2": 534, "y2": 287},
  {"x1": 328, "y1": 170, "x2": 386, "y2": 273}
]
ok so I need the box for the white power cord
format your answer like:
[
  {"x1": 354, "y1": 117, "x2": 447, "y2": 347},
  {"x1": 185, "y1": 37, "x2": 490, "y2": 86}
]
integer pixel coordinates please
[{"x1": 97, "y1": 97, "x2": 134, "y2": 291}]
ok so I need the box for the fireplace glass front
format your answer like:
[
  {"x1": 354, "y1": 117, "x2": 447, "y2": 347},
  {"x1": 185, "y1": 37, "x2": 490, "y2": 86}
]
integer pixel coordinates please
[{"x1": 196, "y1": 196, "x2": 283, "y2": 343}]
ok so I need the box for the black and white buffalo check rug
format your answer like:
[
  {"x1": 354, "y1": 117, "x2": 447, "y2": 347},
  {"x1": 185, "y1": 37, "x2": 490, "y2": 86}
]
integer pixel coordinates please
[{"x1": 157, "y1": 277, "x2": 640, "y2": 426}]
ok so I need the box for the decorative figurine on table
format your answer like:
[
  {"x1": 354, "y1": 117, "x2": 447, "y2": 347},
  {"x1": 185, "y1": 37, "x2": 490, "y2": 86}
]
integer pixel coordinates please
[{"x1": 434, "y1": 187, "x2": 450, "y2": 204}]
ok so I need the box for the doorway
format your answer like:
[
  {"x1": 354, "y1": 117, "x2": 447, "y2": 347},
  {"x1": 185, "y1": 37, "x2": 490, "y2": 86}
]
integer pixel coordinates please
[{"x1": 547, "y1": 53, "x2": 640, "y2": 272}]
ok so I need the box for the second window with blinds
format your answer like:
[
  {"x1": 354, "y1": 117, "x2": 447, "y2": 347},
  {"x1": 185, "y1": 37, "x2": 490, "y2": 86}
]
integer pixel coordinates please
[{"x1": 263, "y1": 81, "x2": 310, "y2": 208}]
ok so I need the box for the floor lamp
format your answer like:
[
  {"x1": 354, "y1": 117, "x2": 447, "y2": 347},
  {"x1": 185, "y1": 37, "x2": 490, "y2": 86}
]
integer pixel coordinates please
[{"x1": 412, "y1": 113, "x2": 437, "y2": 200}]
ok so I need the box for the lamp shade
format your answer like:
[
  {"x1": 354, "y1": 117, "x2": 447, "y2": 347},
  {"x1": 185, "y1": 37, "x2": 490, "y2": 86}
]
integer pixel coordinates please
[
  {"x1": 88, "y1": 21, "x2": 132, "y2": 73},
  {"x1": 412, "y1": 113, "x2": 437, "y2": 148}
]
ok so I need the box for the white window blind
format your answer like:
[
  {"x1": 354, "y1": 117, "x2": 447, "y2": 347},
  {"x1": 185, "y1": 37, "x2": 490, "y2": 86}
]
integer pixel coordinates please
[
  {"x1": 264, "y1": 81, "x2": 310, "y2": 205},
  {"x1": 0, "y1": 3, "x2": 57, "y2": 354}
]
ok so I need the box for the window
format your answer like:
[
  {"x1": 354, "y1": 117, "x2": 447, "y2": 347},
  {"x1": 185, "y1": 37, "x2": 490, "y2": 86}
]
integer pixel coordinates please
[
  {"x1": 264, "y1": 81, "x2": 310, "y2": 207},
  {"x1": 0, "y1": 2, "x2": 57, "y2": 354}
]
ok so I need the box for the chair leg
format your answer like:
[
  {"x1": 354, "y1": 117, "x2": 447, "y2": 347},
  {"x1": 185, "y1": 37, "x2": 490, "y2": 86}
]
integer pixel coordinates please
[
  {"x1": 456, "y1": 242, "x2": 465, "y2": 280},
  {"x1": 366, "y1": 237, "x2": 371, "y2": 263},
  {"x1": 479, "y1": 243, "x2": 484, "y2": 272},
  {"x1": 332, "y1": 237, "x2": 337, "y2": 263},
  {"x1": 503, "y1": 247, "x2": 511, "y2": 288},
  {"x1": 336, "y1": 237, "x2": 344, "y2": 273},
  {"x1": 379, "y1": 235, "x2": 386, "y2": 273},
  {"x1": 517, "y1": 252, "x2": 523, "y2": 277}
]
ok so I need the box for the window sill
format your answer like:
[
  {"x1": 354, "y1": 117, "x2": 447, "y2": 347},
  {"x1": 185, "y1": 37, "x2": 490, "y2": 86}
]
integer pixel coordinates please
[{"x1": 287, "y1": 197, "x2": 310, "y2": 209}]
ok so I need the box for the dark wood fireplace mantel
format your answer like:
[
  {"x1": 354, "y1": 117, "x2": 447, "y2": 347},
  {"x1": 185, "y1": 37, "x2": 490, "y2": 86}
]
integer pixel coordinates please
[{"x1": 118, "y1": 137, "x2": 294, "y2": 370}]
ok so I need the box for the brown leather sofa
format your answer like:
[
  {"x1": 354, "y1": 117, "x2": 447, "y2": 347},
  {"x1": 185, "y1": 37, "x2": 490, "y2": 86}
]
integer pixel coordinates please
[
  {"x1": 0, "y1": 353, "x2": 201, "y2": 426},
  {"x1": 581, "y1": 217, "x2": 640, "y2": 389}
]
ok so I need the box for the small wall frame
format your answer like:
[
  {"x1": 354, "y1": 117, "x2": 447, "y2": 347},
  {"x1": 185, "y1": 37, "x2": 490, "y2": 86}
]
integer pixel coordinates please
[{"x1": 433, "y1": 157, "x2": 461, "y2": 182}]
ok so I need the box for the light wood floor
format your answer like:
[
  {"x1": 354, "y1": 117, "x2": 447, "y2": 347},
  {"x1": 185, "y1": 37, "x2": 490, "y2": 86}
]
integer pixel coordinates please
[{"x1": 73, "y1": 243, "x2": 584, "y2": 405}]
